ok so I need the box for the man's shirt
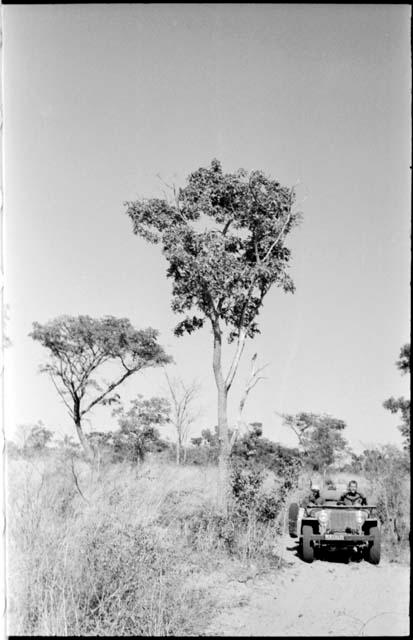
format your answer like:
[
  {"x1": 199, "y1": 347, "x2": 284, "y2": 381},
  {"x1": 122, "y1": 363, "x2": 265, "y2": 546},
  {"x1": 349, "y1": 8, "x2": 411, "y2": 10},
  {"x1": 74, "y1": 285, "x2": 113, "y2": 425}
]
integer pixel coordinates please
[
  {"x1": 301, "y1": 492, "x2": 323, "y2": 506},
  {"x1": 338, "y1": 491, "x2": 367, "y2": 505}
]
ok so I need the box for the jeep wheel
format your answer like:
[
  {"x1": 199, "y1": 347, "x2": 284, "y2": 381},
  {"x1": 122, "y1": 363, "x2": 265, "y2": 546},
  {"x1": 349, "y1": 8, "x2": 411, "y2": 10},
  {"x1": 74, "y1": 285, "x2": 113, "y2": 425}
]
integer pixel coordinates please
[
  {"x1": 367, "y1": 527, "x2": 381, "y2": 565},
  {"x1": 288, "y1": 502, "x2": 299, "y2": 538},
  {"x1": 302, "y1": 525, "x2": 314, "y2": 563}
]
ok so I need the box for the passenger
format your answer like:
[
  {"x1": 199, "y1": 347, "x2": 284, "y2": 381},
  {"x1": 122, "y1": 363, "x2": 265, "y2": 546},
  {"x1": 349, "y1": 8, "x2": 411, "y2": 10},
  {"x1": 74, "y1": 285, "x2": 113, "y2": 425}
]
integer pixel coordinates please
[
  {"x1": 337, "y1": 480, "x2": 367, "y2": 506},
  {"x1": 301, "y1": 482, "x2": 323, "y2": 506}
]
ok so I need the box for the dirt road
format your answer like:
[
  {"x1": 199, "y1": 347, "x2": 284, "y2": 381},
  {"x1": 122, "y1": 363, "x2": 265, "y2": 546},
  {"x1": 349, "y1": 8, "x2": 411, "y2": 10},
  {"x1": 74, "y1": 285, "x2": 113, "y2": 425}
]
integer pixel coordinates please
[{"x1": 207, "y1": 537, "x2": 410, "y2": 636}]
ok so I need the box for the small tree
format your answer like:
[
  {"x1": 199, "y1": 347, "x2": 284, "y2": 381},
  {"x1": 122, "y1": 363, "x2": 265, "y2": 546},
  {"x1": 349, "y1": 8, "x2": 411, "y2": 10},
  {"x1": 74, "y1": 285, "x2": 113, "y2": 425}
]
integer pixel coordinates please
[
  {"x1": 282, "y1": 412, "x2": 349, "y2": 475},
  {"x1": 111, "y1": 395, "x2": 171, "y2": 463},
  {"x1": 164, "y1": 372, "x2": 201, "y2": 464},
  {"x1": 125, "y1": 159, "x2": 301, "y2": 508},
  {"x1": 383, "y1": 343, "x2": 410, "y2": 450},
  {"x1": 30, "y1": 315, "x2": 172, "y2": 459},
  {"x1": 13, "y1": 421, "x2": 54, "y2": 457}
]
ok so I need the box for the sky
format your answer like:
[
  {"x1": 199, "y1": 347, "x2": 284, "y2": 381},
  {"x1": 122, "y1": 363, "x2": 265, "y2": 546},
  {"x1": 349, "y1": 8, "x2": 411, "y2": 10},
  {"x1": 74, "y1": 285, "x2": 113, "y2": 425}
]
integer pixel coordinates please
[{"x1": 2, "y1": 4, "x2": 411, "y2": 453}]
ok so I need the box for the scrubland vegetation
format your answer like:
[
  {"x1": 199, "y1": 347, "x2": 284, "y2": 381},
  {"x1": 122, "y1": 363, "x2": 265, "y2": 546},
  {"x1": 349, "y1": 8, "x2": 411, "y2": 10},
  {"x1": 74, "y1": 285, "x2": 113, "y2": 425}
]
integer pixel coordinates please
[
  {"x1": 7, "y1": 454, "x2": 291, "y2": 636},
  {"x1": 7, "y1": 429, "x2": 410, "y2": 636},
  {"x1": 6, "y1": 153, "x2": 409, "y2": 635}
]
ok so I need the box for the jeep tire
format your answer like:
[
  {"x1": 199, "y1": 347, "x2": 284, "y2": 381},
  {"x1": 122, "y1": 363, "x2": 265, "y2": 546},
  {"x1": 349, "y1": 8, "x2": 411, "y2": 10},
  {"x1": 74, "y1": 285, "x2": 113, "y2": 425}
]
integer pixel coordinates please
[
  {"x1": 367, "y1": 526, "x2": 381, "y2": 565},
  {"x1": 288, "y1": 502, "x2": 299, "y2": 538},
  {"x1": 302, "y1": 525, "x2": 314, "y2": 563}
]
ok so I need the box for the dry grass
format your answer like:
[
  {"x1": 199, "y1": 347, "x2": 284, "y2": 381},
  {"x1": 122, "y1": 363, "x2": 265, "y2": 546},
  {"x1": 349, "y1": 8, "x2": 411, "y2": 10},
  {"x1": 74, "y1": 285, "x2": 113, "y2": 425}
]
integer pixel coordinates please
[
  {"x1": 6, "y1": 457, "x2": 221, "y2": 636},
  {"x1": 7, "y1": 456, "x2": 289, "y2": 636},
  {"x1": 9, "y1": 454, "x2": 406, "y2": 636}
]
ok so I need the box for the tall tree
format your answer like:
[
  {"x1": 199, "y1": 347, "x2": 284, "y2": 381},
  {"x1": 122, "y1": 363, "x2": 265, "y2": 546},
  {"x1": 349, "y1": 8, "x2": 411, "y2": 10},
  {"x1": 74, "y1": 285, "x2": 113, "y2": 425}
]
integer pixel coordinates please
[
  {"x1": 282, "y1": 412, "x2": 349, "y2": 474},
  {"x1": 125, "y1": 159, "x2": 301, "y2": 508},
  {"x1": 30, "y1": 315, "x2": 172, "y2": 458},
  {"x1": 383, "y1": 343, "x2": 410, "y2": 450}
]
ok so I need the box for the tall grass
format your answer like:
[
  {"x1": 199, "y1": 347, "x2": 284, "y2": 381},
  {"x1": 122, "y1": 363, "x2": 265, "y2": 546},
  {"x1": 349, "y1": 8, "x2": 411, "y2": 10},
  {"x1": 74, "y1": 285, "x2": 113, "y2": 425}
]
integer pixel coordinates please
[
  {"x1": 11, "y1": 453, "x2": 404, "y2": 636},
  {"x1": 7, "y1": 456, "x2": 290, "y2": 635},
  {"x1": 7, "y1": 458, "x2": 220, "y2": 635}
]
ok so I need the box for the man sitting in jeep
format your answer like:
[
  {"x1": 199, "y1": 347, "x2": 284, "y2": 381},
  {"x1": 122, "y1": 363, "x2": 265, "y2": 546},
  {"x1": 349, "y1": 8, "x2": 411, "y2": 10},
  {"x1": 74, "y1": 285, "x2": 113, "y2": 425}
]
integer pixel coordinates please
[
  {"x1": 337, "y1": 480, "x2": 367, "y2": 506},
  {"x1": 301, "y1": 483, "x2": 323, "y2": 506}
]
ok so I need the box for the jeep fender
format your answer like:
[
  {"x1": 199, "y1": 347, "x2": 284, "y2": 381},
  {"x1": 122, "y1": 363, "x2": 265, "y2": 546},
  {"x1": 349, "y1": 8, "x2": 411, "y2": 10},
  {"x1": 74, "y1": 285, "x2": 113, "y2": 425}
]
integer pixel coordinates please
[{"x1": 300, "y1": 518, "x2": 319, "y2": 535}]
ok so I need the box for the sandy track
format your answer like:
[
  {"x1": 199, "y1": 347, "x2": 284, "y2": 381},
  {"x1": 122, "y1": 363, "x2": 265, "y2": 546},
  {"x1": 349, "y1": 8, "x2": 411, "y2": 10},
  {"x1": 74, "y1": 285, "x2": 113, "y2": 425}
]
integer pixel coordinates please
[{"x1": 207, "y1": 538, "x2": 410, "y2": 637}]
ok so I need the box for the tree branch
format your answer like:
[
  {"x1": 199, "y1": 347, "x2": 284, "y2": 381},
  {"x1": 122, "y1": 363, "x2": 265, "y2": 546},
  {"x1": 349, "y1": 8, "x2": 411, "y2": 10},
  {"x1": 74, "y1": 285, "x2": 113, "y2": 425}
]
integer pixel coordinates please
[
  {"x1": 49, "y1": 372, "x2": 74, "y2": 419},
  {"x1": 70, "y1": 457, "x2": 89, "y2": 503},
  {"x1": 225, "y1": 328, "x2": 247, "y2": 391},
  {"x1": 261, "y1": 209, "x2": 291, "y2": 265},
  {"x1": 229, "y1": 353, "x2": 268, "y2": 450},
  {"x1": 80, "y1": 368, "x2": 139, "y2": 417}
]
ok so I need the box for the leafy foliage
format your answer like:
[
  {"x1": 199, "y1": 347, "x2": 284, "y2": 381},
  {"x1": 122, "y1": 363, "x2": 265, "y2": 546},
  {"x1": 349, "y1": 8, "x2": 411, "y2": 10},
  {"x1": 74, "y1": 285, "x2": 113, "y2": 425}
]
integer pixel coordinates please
[
  {"x1": 383, "y1": 343, "x2": 410, "y2": 450},
  {"x1": 29, "y1": 315, "x2": 172, "y2": 456},
  {"x1": 10, "y1": 421, "x2": 54, "y2": 458},
  {"x1": 125, "y1": 159, "x2": 301, "y2": 343},
  {"x1": 282, "y1": 412, "x2": 349, "y2": 471},
  {"x1": 396, "y1": 343, "x2": 410, "y2": 375},
  {"x1": 186, "y1": 422, "x2": 301, "y2": 478},
  {"x1": 360, "y1": 445, "x2": 410, "y2": 547},
  {"x1": 111, "y1": 395, "x2": 171, "y2": 462}
]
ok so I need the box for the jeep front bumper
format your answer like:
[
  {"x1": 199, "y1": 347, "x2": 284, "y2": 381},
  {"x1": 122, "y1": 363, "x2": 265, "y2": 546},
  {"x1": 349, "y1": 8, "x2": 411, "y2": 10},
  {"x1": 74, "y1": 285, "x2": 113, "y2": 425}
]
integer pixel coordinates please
[{"x1": 302, "y1": 534, "x2": 375, "y2": 545}]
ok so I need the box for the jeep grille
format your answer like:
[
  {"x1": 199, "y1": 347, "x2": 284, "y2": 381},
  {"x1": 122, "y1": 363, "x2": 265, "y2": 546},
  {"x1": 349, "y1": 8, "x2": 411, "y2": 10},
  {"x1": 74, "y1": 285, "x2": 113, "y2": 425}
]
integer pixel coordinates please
[{"x1": 327, "y1": 509, "x2": 362, "y2": 532}]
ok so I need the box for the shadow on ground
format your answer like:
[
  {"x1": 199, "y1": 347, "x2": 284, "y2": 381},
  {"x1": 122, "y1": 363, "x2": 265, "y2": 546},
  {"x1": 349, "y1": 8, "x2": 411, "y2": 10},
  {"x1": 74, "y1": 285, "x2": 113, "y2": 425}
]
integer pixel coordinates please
[{"x1": 287, "y1": 541, "x2": 366, "y2": 564}]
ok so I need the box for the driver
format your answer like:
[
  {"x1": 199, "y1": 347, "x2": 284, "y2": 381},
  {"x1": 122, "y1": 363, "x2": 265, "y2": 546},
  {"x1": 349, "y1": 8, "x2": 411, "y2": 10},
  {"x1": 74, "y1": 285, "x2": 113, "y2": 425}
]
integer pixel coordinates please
[{"x1": 337, "y1": 480, "x2": 367, "y2": 505}]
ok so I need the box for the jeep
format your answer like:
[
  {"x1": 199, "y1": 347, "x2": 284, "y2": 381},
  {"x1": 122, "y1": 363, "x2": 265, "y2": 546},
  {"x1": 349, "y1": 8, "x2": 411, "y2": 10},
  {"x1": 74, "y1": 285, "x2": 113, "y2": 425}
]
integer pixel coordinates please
[{"x1": 288, "y1": 488, "x2": 381, "y2": 564}]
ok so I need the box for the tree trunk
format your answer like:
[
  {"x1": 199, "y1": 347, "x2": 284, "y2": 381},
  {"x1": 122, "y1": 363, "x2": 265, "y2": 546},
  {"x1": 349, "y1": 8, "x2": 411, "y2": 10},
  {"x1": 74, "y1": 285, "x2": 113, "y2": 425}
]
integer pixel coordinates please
[
  {"x1": 73, "y1": 398, "x2": 93, "y2": 460},
  {"x1": 176, "y1": 435, "x2": 181, "y2": 465},
  {"x1": 212, "y1": 325, "x2": 230, "y2": 512},
  {"x1": 217, "y1": 384, "x2": 230, "y2": 511}
]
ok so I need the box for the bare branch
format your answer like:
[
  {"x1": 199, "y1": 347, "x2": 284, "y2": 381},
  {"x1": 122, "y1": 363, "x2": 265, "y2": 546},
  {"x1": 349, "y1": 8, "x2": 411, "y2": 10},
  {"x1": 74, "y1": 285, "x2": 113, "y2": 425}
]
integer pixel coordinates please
[
  {"x1": 49, "y1": 372, "x2": 74, "y2": 419},
  {"x1": 225, "y1": 328, "x2": 247, "y2": 391},
  {"x1": 229, "y1": 354, "x2": 268, "y2": 450},
  {"x1": 222, "y1": 219, "x2": 233, "y2": 235},
  {"x1": 70, "y1": 457, "x2": 89, "y2": 503},
  {"x1": 164, "y1": 369, "x2": 201, "y2": 463}
]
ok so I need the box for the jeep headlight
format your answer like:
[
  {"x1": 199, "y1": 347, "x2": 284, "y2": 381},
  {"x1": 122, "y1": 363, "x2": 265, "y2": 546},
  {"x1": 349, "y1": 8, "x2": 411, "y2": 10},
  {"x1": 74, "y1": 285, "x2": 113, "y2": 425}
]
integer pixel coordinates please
[
  {"x1": 355, "y1": 510, "x2": 367, "y2": 524},
  {"x1": 317, "y1": 510, "x2": 329, "y2": 524}
]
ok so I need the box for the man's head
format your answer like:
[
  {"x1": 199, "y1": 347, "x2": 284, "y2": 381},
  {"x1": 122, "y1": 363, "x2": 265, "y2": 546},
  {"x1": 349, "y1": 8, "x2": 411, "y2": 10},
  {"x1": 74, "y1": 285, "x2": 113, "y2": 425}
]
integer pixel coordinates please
[
  {"x1": 348, "y1": 480, "x2": 358, "y2": 494},
  {"x1": 311, "y1": 482, "x2": 321, "y2": 496}
]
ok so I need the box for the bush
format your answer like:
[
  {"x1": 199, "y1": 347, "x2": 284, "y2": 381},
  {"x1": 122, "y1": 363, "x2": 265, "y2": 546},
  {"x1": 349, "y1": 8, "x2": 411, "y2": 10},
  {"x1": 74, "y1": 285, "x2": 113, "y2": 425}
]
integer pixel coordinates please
[
  {"x1": 187, "y1": 464, "x2": 293, "y2": 564},
  {"x1": 351, "y1": 446, "x2": 410, "y2": 561}
]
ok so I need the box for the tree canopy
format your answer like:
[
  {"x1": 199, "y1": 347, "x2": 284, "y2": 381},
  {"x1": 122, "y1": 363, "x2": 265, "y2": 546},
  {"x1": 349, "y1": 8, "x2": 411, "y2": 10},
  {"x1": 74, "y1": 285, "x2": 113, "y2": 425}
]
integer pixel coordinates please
[
  {"x1": 126, "y1": 159, "x2": 301, "y2": 347},
  {"x1": 282, "y1": 412, "x2": 349, "y2": 472},
  {"x1": 110, "y1": 395, "x2": 171, "y2": 463},
  {"x1": 383, "y1": 343, "x2": 410, "y2": 450},
  {"x1": 30, "y1": 315, "x2": 172, "y2": 457}
]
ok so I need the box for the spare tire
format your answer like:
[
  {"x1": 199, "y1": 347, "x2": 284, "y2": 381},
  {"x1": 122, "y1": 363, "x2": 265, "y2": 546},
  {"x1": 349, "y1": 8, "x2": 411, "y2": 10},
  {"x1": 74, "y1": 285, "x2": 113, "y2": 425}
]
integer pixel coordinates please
[
  {"x1": 367, "y1": 526, "x2": 381, "y2": 565},
  {"x1": 288, "y1": 502, "x2": 299, "y2": 538}
]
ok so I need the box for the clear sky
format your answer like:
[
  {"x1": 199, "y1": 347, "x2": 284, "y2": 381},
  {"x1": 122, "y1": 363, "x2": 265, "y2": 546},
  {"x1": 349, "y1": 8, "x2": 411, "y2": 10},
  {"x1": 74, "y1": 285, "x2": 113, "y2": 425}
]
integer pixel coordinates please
[{"x1": 3, "y1": 4, "x2": 411, "y2": 452}]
